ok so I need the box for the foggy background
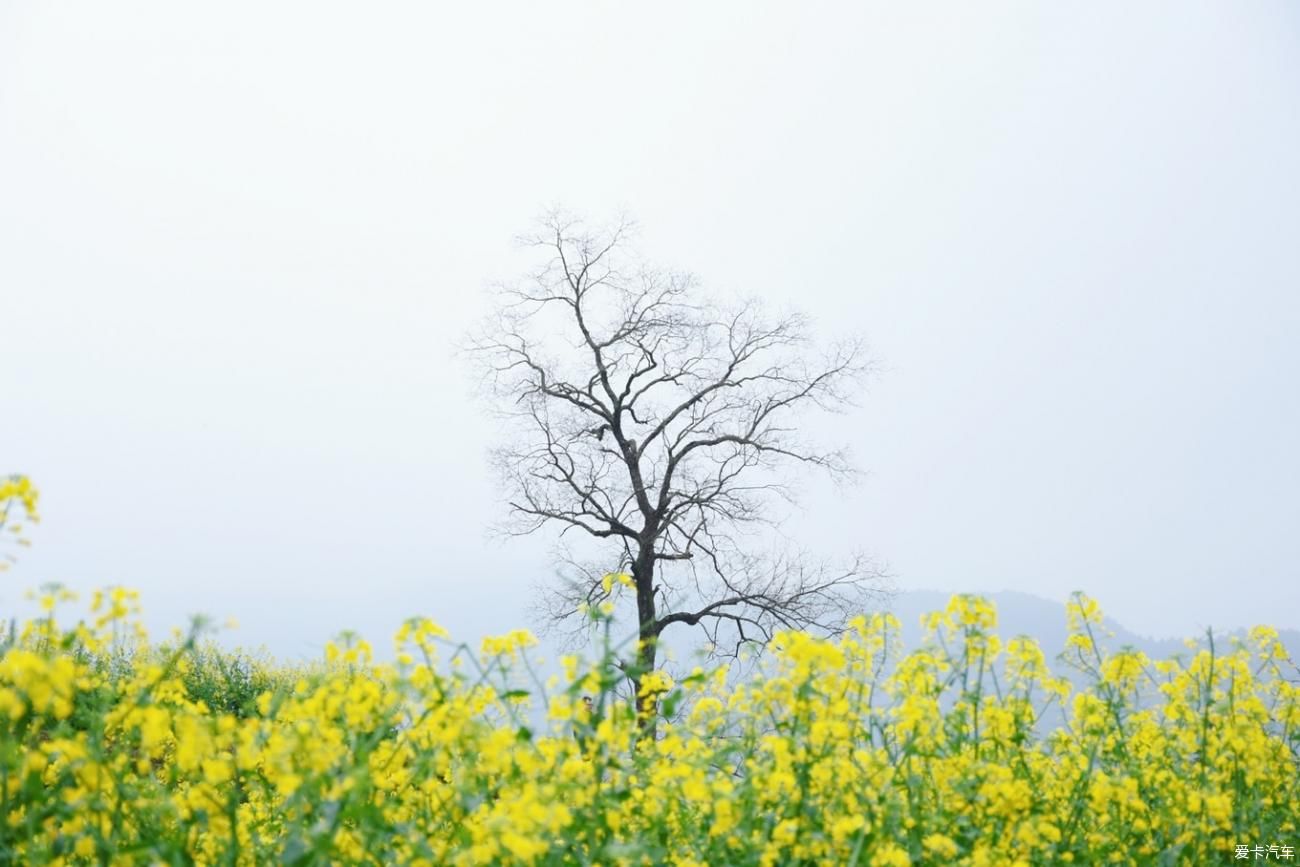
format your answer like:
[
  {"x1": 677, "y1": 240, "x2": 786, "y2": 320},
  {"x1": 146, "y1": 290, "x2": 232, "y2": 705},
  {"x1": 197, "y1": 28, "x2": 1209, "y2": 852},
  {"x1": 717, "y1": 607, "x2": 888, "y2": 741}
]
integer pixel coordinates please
[{"x1": 3, "y1": 2, "x2": 1297, "y2": 659}]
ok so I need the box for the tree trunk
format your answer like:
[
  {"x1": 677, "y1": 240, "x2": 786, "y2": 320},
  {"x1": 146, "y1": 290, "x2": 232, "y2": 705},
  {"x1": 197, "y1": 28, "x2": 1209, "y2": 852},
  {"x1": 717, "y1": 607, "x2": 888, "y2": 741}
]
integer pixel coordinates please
[{"x1": 631, "y1": 541, "x2": 659, "y2": 737}]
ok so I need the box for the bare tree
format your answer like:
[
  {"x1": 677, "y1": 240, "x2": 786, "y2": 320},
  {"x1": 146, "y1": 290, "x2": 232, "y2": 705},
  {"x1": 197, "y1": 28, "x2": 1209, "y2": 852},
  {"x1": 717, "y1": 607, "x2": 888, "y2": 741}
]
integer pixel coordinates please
[{"x1": 467, "y1": 212, "x2": 887, "y2": 714}]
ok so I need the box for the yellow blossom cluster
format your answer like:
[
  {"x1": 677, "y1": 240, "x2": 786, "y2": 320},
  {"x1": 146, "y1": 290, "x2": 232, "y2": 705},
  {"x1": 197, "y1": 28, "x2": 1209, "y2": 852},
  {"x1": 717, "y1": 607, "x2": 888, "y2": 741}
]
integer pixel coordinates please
[
  {"x1": 0, "y1": 474, "x2": 40, "y2": 570},
  {"x1": 1, "y1": 589, "x2": 1296, "y2": 865},
  {"x1": 0, "y1": 475, "x2": 39, "y2": 522}
]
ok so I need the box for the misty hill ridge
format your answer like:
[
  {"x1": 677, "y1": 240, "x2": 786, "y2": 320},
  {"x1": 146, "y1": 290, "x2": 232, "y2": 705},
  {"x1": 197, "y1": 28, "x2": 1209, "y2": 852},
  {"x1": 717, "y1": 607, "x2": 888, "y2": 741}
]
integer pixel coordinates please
[{"x1": 889, "y1": 590, "x2": 1300, "y2": 662}]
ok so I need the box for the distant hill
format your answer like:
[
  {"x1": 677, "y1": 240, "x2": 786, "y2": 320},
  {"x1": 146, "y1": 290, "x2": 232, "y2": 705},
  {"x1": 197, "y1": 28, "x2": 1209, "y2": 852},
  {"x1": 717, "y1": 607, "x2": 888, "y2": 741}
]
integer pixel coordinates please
[{"x1": 888, "y1": 590, "x2": 1300, "y2": 666}]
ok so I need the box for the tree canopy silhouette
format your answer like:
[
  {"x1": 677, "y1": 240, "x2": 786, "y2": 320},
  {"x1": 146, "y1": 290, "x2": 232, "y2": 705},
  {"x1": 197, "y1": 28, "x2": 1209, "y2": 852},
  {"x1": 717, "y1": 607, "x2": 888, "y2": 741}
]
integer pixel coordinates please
[{"x1": 468, "y1": 213, "x2": 887, "y2": 711}]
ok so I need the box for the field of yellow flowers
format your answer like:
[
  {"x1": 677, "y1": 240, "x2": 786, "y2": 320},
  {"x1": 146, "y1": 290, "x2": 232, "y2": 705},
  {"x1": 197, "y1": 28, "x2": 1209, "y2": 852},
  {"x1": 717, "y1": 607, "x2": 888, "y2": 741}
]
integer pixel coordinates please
[{"x1": 2, "y1": 582, "x2": 1297, "y2": 867}]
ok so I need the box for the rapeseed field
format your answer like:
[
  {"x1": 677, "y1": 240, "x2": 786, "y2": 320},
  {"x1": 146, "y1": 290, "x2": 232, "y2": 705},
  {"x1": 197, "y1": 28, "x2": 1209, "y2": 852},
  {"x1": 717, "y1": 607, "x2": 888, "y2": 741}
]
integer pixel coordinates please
[{"x1": 2, "y1": 581, "x2": 1297, "y2": 866}]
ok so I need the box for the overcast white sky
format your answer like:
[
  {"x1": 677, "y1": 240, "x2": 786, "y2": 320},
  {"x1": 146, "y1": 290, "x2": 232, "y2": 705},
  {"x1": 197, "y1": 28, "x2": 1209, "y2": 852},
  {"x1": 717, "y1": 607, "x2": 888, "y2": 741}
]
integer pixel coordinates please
[{"x1": 2, "y1": 2, "x2": 1297, "y2": 657}]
